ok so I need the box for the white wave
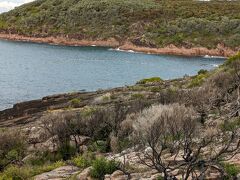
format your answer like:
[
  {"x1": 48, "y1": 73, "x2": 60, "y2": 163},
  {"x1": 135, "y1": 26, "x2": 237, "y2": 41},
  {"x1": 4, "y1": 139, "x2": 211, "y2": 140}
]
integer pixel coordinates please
[
  {"x1": 211, "y1": 64, "x2": 220, "y2": 67},
  {"x1": 127, "y1": 50, "x2": 135, "y2": 53},
  {"x1": 115, "y1": 48, "x2": 125, "y2": 52},
  {"x1": 108, "y1": 47, "x2": 139, "y2": 54},
  {"x1": 203, "y1": 55, "x2": 225, "y2": 59}
]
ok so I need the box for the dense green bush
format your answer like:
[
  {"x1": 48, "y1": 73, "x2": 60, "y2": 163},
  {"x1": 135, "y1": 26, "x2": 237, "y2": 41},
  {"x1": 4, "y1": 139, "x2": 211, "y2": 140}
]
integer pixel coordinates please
[
  {"x1": 90, "y1": 157, "x2": 119, "y2": 179},
  {"x1": 1, "y1": 0, "x2": 240, "y2": 48},
  {"x1": 198, "y1": 69, "x2": 208, "y2": 75},
  {"x1": 72, "y1": 152, "x2": 95, "y2": 168},
  {"x1": 223, "y1": 163, "x2": 240, "y2": 179}
]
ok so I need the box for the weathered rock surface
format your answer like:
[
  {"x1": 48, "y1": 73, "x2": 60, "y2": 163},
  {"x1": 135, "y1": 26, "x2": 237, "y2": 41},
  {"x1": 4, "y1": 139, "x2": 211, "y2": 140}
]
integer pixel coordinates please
[
  {"x1": 109, "y1": 170, "x2": 129, "y2": 180},
  {"x1": 237, "y1": 173, "x2": 240, "y2": 180},
  {"x1": 34, "y1": 166, "x2": 80, "y2": 180},
  {"x1": 0, "y1": 91, "x2": 101, "y2": 127},
  {"x1": 119, "y1": 42, "x2": 238, "y2": 58},
  {"x1": 76, "y1": 167, "x2": 92, "y2": 180},
  {"x1": 104, "y1": 170, "x2": 161, "y2": 180}
]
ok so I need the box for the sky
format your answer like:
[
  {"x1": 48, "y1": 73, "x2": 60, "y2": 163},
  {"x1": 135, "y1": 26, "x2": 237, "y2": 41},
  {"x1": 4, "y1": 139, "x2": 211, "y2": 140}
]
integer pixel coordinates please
[{"x1": 0, "y1": 0, "x2": 34, "y2": 13}]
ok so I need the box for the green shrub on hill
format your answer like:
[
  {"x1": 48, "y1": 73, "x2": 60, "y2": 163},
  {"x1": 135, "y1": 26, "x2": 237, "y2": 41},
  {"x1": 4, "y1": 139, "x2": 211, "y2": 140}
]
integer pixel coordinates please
[
  {"x1": 137, "y1": 77, "x2": 162, "y2": 84},
  {"x1": 224, "y1": 52, "x2": 240, "y2": 66},
  {"x1": 0, "y1": 0, "x2": 240, "y2": 48},
  {"x1": 188, "y1": 73, "x2": 209, "y2": 88}
]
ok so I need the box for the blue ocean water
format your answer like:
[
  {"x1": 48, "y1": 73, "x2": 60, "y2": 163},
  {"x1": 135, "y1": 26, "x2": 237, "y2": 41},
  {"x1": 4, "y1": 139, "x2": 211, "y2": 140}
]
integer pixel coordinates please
[{"x1": 0, "y1": 40, "x2": 225, "y2": 110}]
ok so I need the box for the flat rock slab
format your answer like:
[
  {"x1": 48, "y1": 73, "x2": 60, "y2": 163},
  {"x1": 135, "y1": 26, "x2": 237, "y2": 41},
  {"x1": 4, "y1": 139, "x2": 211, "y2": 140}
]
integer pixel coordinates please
[{"x1": 34, "y1": 165, "x2": 80, "y2": 180}]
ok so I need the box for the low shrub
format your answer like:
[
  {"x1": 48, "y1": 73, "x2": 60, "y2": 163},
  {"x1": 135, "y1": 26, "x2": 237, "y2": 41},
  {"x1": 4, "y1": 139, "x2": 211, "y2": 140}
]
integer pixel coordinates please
[
  {"x1": 223, "y1": 163, "x2": 240, "y2": 179},
  {"x1": 81, "y1": 106, "x2": 97, "y2": 117},
  {"x1": 224, "y1": 52, "x2": 240, "y2": 67},
  {"x1": 89, "y1": 141, "x2": 108, "y2": 153},
  {"x1": 0, "y1": 161, "x2": 65, "y2": 179},
  {"x1": 118, "y1": 138, "x2": 132, "y2": 152},
  {"x1": 0, "y1": 165, "x2": 32, "y2": 180},
  {"x1": 72, "y1": 152, "x2": 95, "y2": 169},
  {"x1": 58, "y1": 144, "x2": 77, "y2": 161},
  {"x1": 34, "y1": 161, "x2": 66, "y2": 174},
  {"x1": 26, "y1": 151, "x2": 63, "y2": 166},
  {"x1": 198, "y1": 69, "x2": 208, "y2": 75},
  {"x1": 188, "y1": 73, "x2": 209, "y2": 88},
  {"x1": 137, "y1": 77, "x2": 162, "y2": 84},
  {"x1": 150, "y1": 86, "x2": 162, "y2": 92},
  {"x1": 70, "y1": 98, "x2": 81, "y2": 108},
  {"x1": 131, "y1": 93, "x2": 145, "y2": 99},
  {"x1": 90, "y1": 157, "x2": 119, "y2": 179},
  {"x1": 0, "y1": 130, "x2": 26, "y2": 171},
  {"x1": 220, "y1": 118, "x2": 240, "y2": 132}
]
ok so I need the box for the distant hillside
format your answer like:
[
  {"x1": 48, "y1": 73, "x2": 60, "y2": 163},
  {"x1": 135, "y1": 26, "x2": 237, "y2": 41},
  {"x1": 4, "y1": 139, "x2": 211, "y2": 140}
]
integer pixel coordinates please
[{"x1": 0, "y1": 0, "x2": 240, "y2": 49}]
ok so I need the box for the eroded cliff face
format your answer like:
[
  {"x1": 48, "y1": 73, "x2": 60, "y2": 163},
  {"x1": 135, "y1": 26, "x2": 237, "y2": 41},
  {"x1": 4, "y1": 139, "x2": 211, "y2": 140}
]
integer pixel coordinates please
[
  {"x1": 0, "y1": 33, "x2": 239, "y2": 57},
  {"x1": 0, "y1": 33, "x2": 120, "y2": 47},
  {"x1": 119, "y1": 42, "x2": 238, "y2": 57}
]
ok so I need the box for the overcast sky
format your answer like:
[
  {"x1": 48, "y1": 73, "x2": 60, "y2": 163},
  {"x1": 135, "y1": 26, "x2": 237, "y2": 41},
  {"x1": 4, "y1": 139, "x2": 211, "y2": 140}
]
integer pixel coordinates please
[{"x1": 0, "y1": 0, "x2": 34, "y2": 13}]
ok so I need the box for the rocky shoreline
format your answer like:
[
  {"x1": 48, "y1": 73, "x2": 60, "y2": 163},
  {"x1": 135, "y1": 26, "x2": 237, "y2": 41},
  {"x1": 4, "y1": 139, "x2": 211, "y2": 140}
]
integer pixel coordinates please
[
  {"x1": 0, "y1": 59, "x2": 240, "y2": 179},
  {"x1": 0, "y1": 33, "x2": 238, "y2": 57}
]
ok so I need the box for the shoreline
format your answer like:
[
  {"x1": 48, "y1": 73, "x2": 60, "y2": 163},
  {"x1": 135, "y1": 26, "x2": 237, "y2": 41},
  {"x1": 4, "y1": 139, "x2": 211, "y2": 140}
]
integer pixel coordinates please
[{"x1": 0, "y1": 33, "x2": 238, "y2": 57}]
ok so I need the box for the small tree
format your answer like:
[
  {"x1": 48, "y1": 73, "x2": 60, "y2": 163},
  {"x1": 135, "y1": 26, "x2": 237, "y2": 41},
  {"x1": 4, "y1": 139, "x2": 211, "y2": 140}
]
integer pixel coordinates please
[
  {"x1": 42, "y1": 113, "x2": 80, "y2": 160},
  {"x1": 0, "y1": 130, "x2": 26, "y2": 171}
]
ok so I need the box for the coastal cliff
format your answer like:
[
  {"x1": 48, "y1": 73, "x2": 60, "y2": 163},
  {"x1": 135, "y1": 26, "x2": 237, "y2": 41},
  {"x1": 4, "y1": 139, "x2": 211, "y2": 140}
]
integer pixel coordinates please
[
  {"x1": 0, "y1": 0, "x2": 240, "y2": 57},
  {"x1": 0, "y1": 33, "x2": 237, "y2": 57}
]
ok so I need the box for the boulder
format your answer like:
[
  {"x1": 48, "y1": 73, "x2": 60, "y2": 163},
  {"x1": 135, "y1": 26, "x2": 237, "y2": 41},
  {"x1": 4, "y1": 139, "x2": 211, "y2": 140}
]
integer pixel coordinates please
[
  {"x1": 28, "y1": 127, "x2": 48, "y2": 144},
  {"x1": 34, "y1": 166, "x2": 79, "y2": 180},
  {"x1": 22, "y1": 153, "x2": 36, "y2": 163},
  {"x1": 110, "y1": 170, "x2": 128, "y2": 180},
  {"x1": 70, "y1": 135, "x2": 91, "y2": 148},
  {"x1": 76, "y1": 167, "x2": 92, "y2": 180},
  {"x1": 236, "y1": 173, "x2": 240, "y2": 180},
  {"x1": 104, "y1": 174, "x2": 111, "y2": 180},
  {"x1": 28, "y1": 136, "x2": 59, "y2": 152}
]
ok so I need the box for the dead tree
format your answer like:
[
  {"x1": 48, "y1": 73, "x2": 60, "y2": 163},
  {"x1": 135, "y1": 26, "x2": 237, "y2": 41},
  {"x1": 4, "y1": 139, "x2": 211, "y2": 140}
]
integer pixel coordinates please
[{"x1": 133, "y1": 103, "x2": 240, "y2": 180}]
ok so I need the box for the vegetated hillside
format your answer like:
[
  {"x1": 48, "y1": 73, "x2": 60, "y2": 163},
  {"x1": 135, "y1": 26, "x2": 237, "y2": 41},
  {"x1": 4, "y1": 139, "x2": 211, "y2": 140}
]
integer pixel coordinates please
[{"x1": 0, "y1": 0, "x2": 240, "y2": 49}]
